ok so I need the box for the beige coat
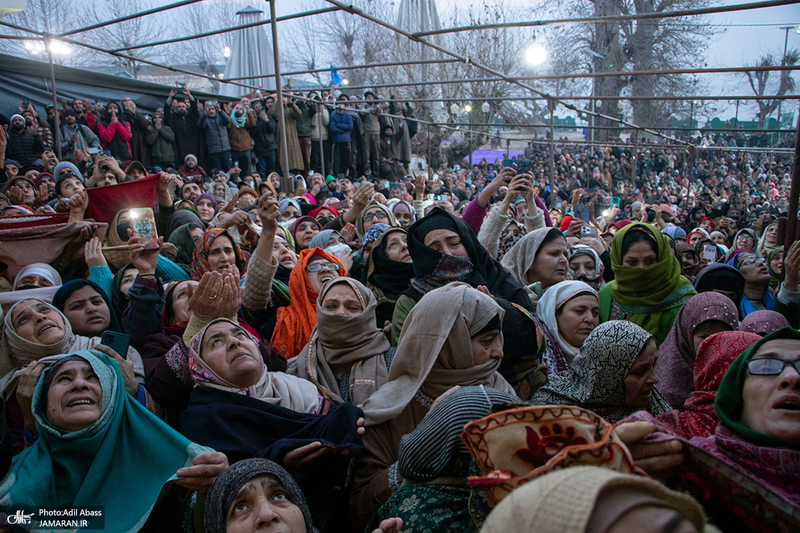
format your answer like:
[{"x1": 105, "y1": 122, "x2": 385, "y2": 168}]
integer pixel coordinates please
[{"x1": 270, "y1": 103, "x2": 303, "y2": 171}]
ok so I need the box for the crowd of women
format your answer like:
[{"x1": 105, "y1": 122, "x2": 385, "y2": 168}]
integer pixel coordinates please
[{"x1": 0, "y1": 147, "x2": 798, "y2": 533}]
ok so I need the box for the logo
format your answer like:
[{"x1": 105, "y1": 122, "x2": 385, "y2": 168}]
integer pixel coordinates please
[{"x1": 6, "y1": 509, "x2": 33, "y2": 525}]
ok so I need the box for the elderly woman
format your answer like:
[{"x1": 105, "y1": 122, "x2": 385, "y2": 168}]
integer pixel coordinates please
[
  {"x1": 351, "y1": 283, "x2": 517, "y2": 528},
  {"x1": 530, "y1": 321, "x2": 672, "y2": 424},
  {"x1": 365, "y1": 226, "x2": 414, "y2": 327},
  {"x1": 0, "y1": 350, "x2": 227, "y2": 531},
  {"x1": 12, "y1": 263, "x2": 61, "y2": 291},
  {"x1": 671, "y1": 327, "x2": 800, "y2": 531},
  {"x1": 181, "y1": 318, "x2": 366, "y2": 531},
  {"x1": 500, "y1": 227, "x2": 569, "y2": 304},
  {"x1": 391, "y1": 208, "x2": 531, "y2": 344},
  {"x1": 270, "y1": 248, "x2": 346, "y2": 359},
  {"x1": 356, "y1": 200, "x2": 398, "y2": 242},
  {"x1": 535, "y1": 280, "x2": 600, "y2": 374},
  {"x1": 732, "y1": 228, "x2": 758, "y2": 253},
  {"x1": 655, "y1": 292, "x2": 741, "y2": 409},
  {"x1": 599, "y1": 223, "x2": 696, "y2": 345},
  {"x1": 191, "y1": 227, "x2": 249, "y2": 280},
  {"x1": 290, "y1": 278, "x2": 393, "y2": 406}
]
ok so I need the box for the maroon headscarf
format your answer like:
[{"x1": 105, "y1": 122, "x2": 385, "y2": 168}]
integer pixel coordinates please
[
  {"x1": 739, "y1": 310, "x2": 790, "y2": 336},
  {"x1": 655, "y1": 292, "x2": 740, "y2": 409}
]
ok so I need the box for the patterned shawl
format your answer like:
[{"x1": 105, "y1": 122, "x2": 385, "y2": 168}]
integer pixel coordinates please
[
  {"x1": 655, "y1": 292, "x2": 740, "y2": 409},
  {"x1": 190, "y1": 227, "x2": 249, "y2": 279},
  {"x1": 530, "y1": 321, "x2": 672, "y2": 424},
  {"x1": 740, "y1": 310, "x2": 790, "y2": 336}
]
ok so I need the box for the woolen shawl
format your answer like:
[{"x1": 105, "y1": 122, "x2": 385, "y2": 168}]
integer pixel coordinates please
[
  {"x1": 530, "y1": 321, "x2": 672, "y2": 424},
  {"x1": 598, "y1": 222, "x2": 696, "y2": 341},
  {"x1": 536, "y1": 281, "x2": 598, "y2": 369},
  {"x1": 190, "y1": 227, "x2": 249, "y2": 280},
  {"x1": 655, "y1": 292, "x2": 740, "y2": 409},
  {"x1": 479, "y1": 466, "x2": 707, "y2": 533},
  {"x1": 291, "y1": 278, "x2": 390, "y2": 406},
  {"x1": 359, "y1": 282, "x2": 517, "y2": 426},
  {"x1": 270, "y1": 248, "x2": 346, "y2": 360},
  {"x1": 188, "y1": 318, "x2": 321, "y2": 414},
  {"x1": 0, "y1": 350, "x2": 211, "y2": 533},
  {"x1": 657, "y1": 331, "x2": 761, "y2": 439},
  {"x1": 500, "y1": 227, "x2": 561, "y2": 291},
  {"x1": 205, "y1": 458, "x2": 318, "y2": 533},
  {"x1": 407, "y1": 207, "x2": 532, "y2": 311}
]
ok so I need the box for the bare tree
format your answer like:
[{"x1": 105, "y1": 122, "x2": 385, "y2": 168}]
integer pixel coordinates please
[
  {"x1": 745, "y1": 50, "x2": 799, "y2": 129},
  {"x1": 77, "y1": 0, "x2": 168, "y2": 77},
  {"x1": 0, "y1": 0, "x2": 85, "y2": 65}
]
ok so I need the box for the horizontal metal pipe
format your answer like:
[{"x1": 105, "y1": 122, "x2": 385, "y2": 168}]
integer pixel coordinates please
[
  {"x1": 225, "y1": 58, "x2": 462, "y2": 81},
  {"x1": 58, "y1": 0, "x2": 203, "y2": 38},
  {"x1": 414, "y1": 0, "x2": 800, "y2": 38},
  {"x1": 112, "y1": 6, "x2": 340, "y2": 52}
]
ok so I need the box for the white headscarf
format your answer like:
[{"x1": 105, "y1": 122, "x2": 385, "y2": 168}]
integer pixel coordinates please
[{"x1": 536, "y1": 281, "x2": 598, "y2": 360}]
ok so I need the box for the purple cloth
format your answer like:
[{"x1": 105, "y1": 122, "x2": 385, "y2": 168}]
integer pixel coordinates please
[{"x1": 461, "y1": 195, "x2": 552, "y2": 236}]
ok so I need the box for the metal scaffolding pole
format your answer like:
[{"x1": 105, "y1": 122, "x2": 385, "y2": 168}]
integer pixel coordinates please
[
  {"x1": 413, "y1": 0, "x2": 800, "y2": 37},
  {"x1": 58, "y1": 0, "x2": 203, "y2": 38},
  {"x1": 269, "y1": 0, "x2": 292, "y2": 194},
  {"x1": 226, "y1": 58, "x2": 461, "y2": 81},
  {"x1": 112, "y1": 7, "x2": 340, "y2": 53},
  {"x1": 46, "y1": 37, "x2": 61, "y2": 161},
  {"x1": 549, "y1": 100, "x2": 556, "y2": 199},
  {"x1": 323, "y1": 0, "x2": 691, "y2": 147},
  {"x1": 632, "y1": 129, "x2": 640, "y2": 186},
  {"x1": 307, "y1": 94, "x2": 800, "y2": 105}
]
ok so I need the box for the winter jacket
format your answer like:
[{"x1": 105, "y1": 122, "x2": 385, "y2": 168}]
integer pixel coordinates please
[
  {"x1": 164, "y1": 99, "x2": 202, "y2": 162},
  {"x1": 123, "y1": 110, "x2": 152, "y2": 165},
  {"x1": 226, "y1": 109, "x2": 256, "y2": 152},
  {"x1": 253, "y1": 111, "x2": 277, "y2": 152},
  {"x1": 296, "y1": 101, "x2": 313, "y2": 137},
  {"x1": 60, "y1": 123, "x2": 100, "y2": 154},
  {"x1": 98, "y1": 120, "x2": 132, "y2": 161},
  {"x1": 198, "y1": 112, "x2": 231, "y2": 154},
  {"x1": 360, "y1": 105, "x2": 381, "y2": 134},
  {"x1": 310, "y1": 107, "x2": 329, "y2": 142},
  {"x1": 329, "y1": 110, "x2": 353, "y2": 144},
  {"x1": 5, "y1": 129, "x2": 43, "y2": 167},
  {"x1": 145, "y1": 125, "x2": 176, "y2": 164}
]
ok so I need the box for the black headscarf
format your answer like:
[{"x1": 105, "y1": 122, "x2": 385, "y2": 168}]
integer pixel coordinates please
[
  {"x1": 166, "y1": 209, "x2": 205, "y2": 240},
  {"x1": 204, "y1": 458, "x2": 318, "y2": 533},
  {"x1": 693, "y1": 263, "x2": 745, "y2": 307},
  {"x1": 405, "y1": 207, "x2": 532, "y2": 311},
  {"x1": 367, "y1": 227, "x2": 414, "y2": 301}
]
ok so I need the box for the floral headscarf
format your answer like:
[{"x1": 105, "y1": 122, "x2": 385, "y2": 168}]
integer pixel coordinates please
[{"x1": 190, "y1": 228, "x2": 249, "y2": 280}]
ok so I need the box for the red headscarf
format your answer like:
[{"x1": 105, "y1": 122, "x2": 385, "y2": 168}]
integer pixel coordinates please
[
  {"x1": 309, "y1": 205, "x2": 340, "y2": 219},
  {"x1": 270, "y1": 248, "x2": 345, "y2": 359},
  {"x1": 657, "y1": 331, "x2": 760, "y2": 439}
]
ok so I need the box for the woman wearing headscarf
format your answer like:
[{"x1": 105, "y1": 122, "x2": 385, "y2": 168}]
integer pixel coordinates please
[
  {"x1": 731, "y1": 228, "x2": 758, "y2": 253},
  {"x1": 740, "y1": 309, "x2": 790, "y2": 336},
  {"x1": 167, "y1": 222, "x2": 205, "y2": 275},
  {"x1": 290, "y1": 278, "x2": 392, "y2": 406},
  {"x1": 365, "y1": 226, "x2": 414, "y2": 327},
  {"x1": 598, "y1": 222, "x2": 697, "y2": 345},
  {"x1": 368, "y1": 386, "x2": 520, "y2": 533},
  {"x1": 500, "y1": 227, "x2": 569, "y2": 305},
  {"x1": 674, "y1": 328, "x2": 800, "y2": 531},
  {"x1": 693, "y1": 263, "x2": 746, "y2": 310},
  {"x1": 52, "y1": 279, "x2": 124, "y2": 338},
  {"x1": 480, "y1": 466, "x2": 708, "y2": 533},
  {"x1": 655, "y1": 292, "x2": 741, "y2": 409},
  {"x1": 351, "y1": 283, "x2": 517, "y2": 529},
  {"x1": 194, "y1": 193, "x2": 219, "y2": 224},
  {"x1": 204, "y1": 459, "x2": 318, "y2": 533},
  {"x1": 182, "y1": 318, "x2": 365, "y2": 532},
  {"x1": 191, "y1": 227, "x2": 249, "y2": 280},
  {"x1": 390, "y1": 199, "x2": 415, "y2": 228},
  {"x1": 757, "y1": 221, "x2": 780, "y2": 258},
  {"x1": 391, "y1": 208, "x2": 531, "y2": 344},
  {"x1": 12, "y1": 263, "x2": 61, "y2": 291},
  {"x1": 656, "y1": 331, "x2": 761, "y2": 439},
  {"x1": 271, "y1": 248, "x2": 346, "y2": 360},
  {"x1": 535, "y1": 280, "x2": 600, "y2": 374},
  {"x1": 355, "y1": 200, "x2": 398, "y2": 242},
  {"x1": 767, "y1": 247, "x2": 784, "y2": 291},
  {"x1": 0, "y1": 349, "x2": 227, "y2": 532},
  {"x1": 290, "y1": 216, "x2": 323, "y2": 252},
  {"x1": 279, "y1": 197, "x2": 302, "y2": 224},
  {"x1": 530, "y1": 321, "x2": 672, "y2": 424}
]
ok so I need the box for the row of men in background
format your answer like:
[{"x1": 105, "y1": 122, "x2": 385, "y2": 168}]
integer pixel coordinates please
[{"x1": 4, "y1": 86, "x2": 417, "y2": 187}]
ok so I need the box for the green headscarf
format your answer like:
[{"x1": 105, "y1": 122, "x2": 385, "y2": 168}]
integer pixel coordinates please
[
  {"x1": 715, "y1": 327, "x2": 800, "y2": 449},
  {"x1": 599, "y1": 222, "x2": 696, "y2": 344},
  {"x1": 0, "y1": 350, "x2": 212, "y2": 530}
]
